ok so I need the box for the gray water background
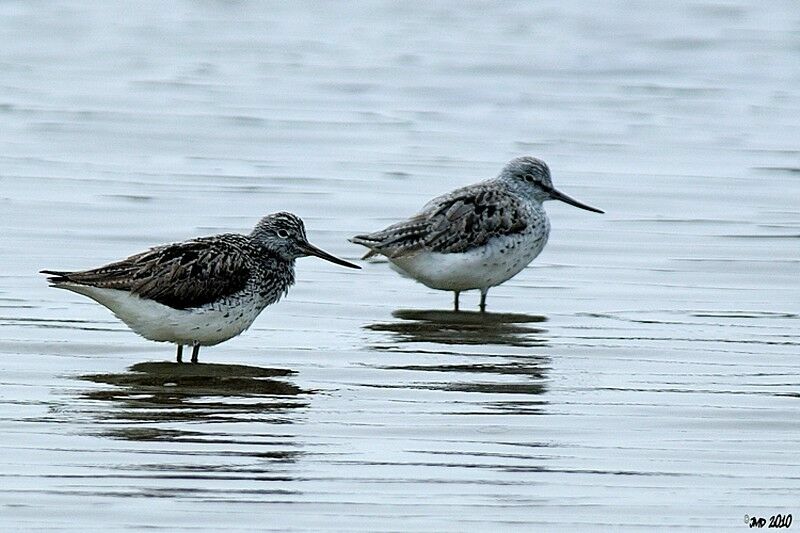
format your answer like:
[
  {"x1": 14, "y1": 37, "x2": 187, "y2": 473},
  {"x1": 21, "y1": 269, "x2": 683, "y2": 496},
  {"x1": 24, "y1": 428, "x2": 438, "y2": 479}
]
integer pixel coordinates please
[{"x1": 1, "y1": 1, "x2": 799, "y2": 530}]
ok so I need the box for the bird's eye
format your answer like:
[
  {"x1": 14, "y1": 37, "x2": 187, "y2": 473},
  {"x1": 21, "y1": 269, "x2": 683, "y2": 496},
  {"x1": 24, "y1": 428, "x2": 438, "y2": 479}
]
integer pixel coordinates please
[
  {"x1": 277, "y1": 229, "x2": 290, "y2": 239},
  {"x1": 524, "y1": 173, "x2": 535, "y2": 182}
]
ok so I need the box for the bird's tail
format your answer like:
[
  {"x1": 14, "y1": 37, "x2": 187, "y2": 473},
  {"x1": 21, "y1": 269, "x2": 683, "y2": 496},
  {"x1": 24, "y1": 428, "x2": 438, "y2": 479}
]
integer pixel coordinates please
[
  {"x1": 349, "y1": 235, "x2": 381, "y2": 259},
  {"x1": 40, "y1": 269, "x2": 74, "y2": 284}
]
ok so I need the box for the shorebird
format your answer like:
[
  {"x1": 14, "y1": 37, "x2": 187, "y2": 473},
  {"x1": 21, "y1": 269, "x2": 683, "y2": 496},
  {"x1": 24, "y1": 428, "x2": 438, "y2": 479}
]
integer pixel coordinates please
[
  {"x1": 42, "y1": 212, "x2": 359, "y2": 363},
  {"x1": 351, "y1": 156, "x2": 603, "y2": 312}
]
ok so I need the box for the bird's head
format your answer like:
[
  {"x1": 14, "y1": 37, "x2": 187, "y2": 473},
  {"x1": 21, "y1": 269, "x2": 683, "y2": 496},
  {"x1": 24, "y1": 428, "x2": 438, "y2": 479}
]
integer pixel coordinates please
[
  {"x1": 251, "y1": 212, "x2": 360, "y2": 268},
  {"x1": 499, "y1": 156, "x2": 603, "y2": 213}
]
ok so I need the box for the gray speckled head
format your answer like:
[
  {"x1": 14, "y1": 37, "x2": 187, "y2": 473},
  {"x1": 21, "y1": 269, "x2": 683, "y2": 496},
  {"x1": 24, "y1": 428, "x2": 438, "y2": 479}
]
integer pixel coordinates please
[
  {"x1": 497, "y1": 156, "x2": 554, "y2": 202},
  {"x1": 250, "y1": 212, "x2": 307, "y2": 259},
  {"x1": 251, "y1": 212, "x2": 359, "y2": 268},
  {"x1": 498, "y1": 156, "x2": 603, "y2": 213}
]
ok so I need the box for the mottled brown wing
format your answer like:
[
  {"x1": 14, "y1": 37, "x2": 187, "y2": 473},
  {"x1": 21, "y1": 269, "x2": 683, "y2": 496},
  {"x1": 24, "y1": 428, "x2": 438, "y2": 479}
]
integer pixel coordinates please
[
  {"x1": 50, "y1": 236, "x2": 252, "y2": 309},
  {"x1": 351, "y1": 186, "x2": 529, "y2": 258},
  {"x1": 350, "y1": 213, "x2": 431, "y2": 259},
  {"x1": 422, "y1": 188, "x2": 529, "y2": 253}
]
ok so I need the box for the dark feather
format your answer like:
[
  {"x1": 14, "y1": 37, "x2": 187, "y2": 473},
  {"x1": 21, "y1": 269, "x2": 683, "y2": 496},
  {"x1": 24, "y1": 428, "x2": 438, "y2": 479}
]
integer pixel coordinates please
[
  {"x1": 42, "y1": 235, "x2": 261, "y2": 309},
  {"x1": 351, "y1": 184, "x2": 529, "y2": 258}
]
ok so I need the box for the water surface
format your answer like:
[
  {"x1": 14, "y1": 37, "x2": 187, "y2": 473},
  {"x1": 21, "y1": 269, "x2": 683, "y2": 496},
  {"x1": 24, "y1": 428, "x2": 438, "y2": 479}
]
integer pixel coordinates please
[{"x1": 1, "y1": 1, "x2": 799, "y2": 530}]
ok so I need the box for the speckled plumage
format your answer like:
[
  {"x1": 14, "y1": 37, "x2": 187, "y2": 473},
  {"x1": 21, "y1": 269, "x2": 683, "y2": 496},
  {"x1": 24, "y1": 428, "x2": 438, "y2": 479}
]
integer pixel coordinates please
[
  {"x1": 358, "y1": 185, "x2": 532, "y2": 258},
  {"x1": 43, "y1": 212, "x2": 359, "y2": 363},
  {"x1": 44, "y1": 234, "x2": 294, "y2": 310},
  {"x1": 351, "y1": 156, "x2": 603, "y2": 312}
]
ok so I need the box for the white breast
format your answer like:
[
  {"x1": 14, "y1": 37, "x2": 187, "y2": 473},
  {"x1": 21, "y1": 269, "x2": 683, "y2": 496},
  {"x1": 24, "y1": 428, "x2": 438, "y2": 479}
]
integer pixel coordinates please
[
  {"x1": 58, "y1": 284, "x2": 268, "y2": 346},
  {"x1": 389, "y1": 226, "x2": 549, "y2": 292}
]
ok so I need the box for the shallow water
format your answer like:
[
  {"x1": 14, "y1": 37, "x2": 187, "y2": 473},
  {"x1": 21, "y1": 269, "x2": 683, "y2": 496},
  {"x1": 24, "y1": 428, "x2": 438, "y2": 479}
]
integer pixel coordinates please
[{"x1": 1, "y1": 1, "x2": 799, "y2": 530}]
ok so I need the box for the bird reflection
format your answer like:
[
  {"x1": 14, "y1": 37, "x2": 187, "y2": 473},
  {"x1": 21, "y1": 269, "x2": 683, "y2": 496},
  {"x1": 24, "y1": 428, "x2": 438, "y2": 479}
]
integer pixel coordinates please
[
  {"x1": 365, "y1": 309, "x2": 551, "y2": 414},
  {"x1": 79, "y1": 361, "x2": 309, "y2": 443},
  {"x1": 366, "y1": 309, "x2": 548, "y2": 347}
]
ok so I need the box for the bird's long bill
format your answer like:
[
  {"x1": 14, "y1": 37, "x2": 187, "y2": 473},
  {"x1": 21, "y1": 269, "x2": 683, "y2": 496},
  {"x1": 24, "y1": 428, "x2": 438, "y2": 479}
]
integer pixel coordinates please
[
  {"x1": 549, "y1": 187, "x2": 604, "y2": 213},
  {"x1": 299, "y1": 241, "x2": 361, "y2": 269}
]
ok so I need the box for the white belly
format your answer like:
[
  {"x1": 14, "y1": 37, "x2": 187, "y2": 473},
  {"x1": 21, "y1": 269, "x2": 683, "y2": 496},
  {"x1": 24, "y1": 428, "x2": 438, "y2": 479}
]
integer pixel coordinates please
[
  {"x1": 389, "y1": 230, "x2": 548, "y2": 292},
  {"x1": 59, "y1": 284, "x2": 267, "y2": 346}
]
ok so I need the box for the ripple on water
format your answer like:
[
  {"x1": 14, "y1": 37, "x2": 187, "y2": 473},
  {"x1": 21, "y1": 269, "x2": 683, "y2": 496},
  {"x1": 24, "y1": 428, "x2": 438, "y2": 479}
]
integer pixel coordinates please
[{"x1": 1, "y1": 0, "x2": 800, "y2": 530}]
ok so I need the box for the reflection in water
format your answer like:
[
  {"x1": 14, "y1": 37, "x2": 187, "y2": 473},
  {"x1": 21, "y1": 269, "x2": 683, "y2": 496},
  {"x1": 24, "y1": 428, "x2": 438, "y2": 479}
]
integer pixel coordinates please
[
  {"x1": 384, "y1": 361, "x2": 550, "y2": 414},
  {"x1": 366, "y1": 310, "x2": 551, "y2": 414},
  {"x1": 366, "y1": 309, "x2": 548, "y2": 347},
  {"x1": 375, "y1": 359, "x2": 551, "y2": 414},
  {"x1": 79, "y1": 362, "x2": 309, "y2": 442}
]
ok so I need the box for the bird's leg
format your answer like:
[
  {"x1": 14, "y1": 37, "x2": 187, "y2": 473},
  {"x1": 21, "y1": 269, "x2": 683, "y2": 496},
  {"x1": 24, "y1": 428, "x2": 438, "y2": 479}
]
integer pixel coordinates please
[
  {"x1": 176, "y1": 344, "x2": 183, "y2": 363},
  {"x1": 191, "y1": 344, "x2": 200, "y2": 364},
  {"x1": 453, "y1": 291, "x2": 460, "y2": 312},
  {"x1": 479, "y1": 289, "x2": 488, "y2": 313}
]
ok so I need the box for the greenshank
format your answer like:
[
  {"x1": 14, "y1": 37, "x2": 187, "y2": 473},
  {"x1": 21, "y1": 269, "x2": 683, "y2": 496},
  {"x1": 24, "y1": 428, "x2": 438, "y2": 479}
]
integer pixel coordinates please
[
  {"x1": 42, "y1": 212, "x2": 359, "y2": 363},
  {"x1": 351, "y1": 157, "x2": 603, "y2": 312}
]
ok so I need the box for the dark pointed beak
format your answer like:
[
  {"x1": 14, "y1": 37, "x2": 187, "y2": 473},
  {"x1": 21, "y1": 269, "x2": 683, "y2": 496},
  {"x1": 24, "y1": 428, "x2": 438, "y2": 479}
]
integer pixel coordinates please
[
  {"x1": 298, "y1": 241, "x2": 361, "y2": 269},
  {"x1": 547, "y1": 186, "x2": 604, "y2": 213}
]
